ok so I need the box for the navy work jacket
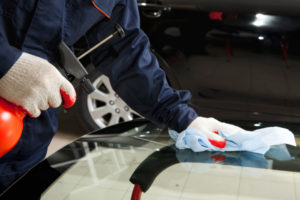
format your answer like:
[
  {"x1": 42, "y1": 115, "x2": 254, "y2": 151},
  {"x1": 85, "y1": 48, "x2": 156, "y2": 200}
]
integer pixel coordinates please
[{"x1": 0, "y1": 0, "x2": 198, "y2": 189}]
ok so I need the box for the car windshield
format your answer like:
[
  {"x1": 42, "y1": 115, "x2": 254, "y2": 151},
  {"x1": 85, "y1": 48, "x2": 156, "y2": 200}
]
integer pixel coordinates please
[{"x1": 2, "y1": 119, "x2": 300, "y2": 200}]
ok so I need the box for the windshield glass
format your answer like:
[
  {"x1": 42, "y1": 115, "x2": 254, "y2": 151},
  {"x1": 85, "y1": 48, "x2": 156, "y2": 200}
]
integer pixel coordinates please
[
  {"x1": 2, "y1": 120, "x2": 300, "y2": 200},
  {"x1": 42, "y1": 121, "x2": 300, "y2": 200}
]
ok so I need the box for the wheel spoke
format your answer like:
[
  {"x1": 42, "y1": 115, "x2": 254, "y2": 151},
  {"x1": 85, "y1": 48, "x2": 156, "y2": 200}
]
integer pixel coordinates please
[
  {"x1": 87, "y1": 73, "x2": 143, "y2": 129},
  {"x1": 109, "y1": 114, "x2": 120, "y2": 126},
  {"x1": 90, "y1": 107, "x2": 111, "y2": 119},
  {"x1": 89, "y1": 90, "x2": 108, "y2": 101},
  {"x1": 101, "y1": 76, "x2": 114, "y2": 95},
  {"x1": 130, "y1": 109, "x2": 142, "y2": 117},
  {"x1": 95, "y1": 120, "x2": 106, "y2": 129},
  {"x1": 121, "y1": 113, "x2": 133, "y2": 121}
]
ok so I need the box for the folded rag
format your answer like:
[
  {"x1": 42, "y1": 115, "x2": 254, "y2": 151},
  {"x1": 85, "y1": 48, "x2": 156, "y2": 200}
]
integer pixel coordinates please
[{"x1": 169, "y1": 127, "x2": 296, "y2": 154}]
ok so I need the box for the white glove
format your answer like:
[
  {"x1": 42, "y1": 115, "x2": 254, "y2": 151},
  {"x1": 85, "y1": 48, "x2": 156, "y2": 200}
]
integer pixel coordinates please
[
  {"x1": 188, "y1": 117, "x2": 244, "y2": 148},
  {"x1": 0, "y1": 52, "x2": 76, "y2": 117}
]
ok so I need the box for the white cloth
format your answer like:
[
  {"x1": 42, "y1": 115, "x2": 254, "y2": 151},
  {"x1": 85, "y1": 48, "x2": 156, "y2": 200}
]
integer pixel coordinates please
[
  {"x1": 169, "y1": 126, "x2": 296, "y2": 154},
  {"x1": 0, "y1": 52, "x2": 76, "y2": 117}
]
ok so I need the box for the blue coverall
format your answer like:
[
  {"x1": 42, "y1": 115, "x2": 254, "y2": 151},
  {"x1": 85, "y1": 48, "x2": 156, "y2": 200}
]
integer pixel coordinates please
[{"x1": 0, "y1": 0, "x2": 198, "y2": 189}]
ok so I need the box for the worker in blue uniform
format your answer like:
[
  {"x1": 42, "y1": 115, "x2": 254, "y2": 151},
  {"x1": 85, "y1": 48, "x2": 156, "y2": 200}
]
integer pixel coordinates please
[{"x1": 0, "y1": 0, "x2": 243, "y2": 191}]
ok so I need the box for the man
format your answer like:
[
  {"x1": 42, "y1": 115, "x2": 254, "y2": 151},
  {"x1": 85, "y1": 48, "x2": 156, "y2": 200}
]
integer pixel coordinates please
[{"x1": 0, "y1": 0, "x2": 242, "y2": 190}]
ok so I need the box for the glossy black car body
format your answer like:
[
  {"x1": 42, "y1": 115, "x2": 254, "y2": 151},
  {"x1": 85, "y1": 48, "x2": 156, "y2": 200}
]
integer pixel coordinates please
[
  {"x1": 1, "y1": 119, "x2": 300, "y2": 199},
  {"x1": 138, "y1": 0, "x2": 300, "y2": 129},
  {"x1": 70, "y1": 0, "x2": 300, "y2": 132}
]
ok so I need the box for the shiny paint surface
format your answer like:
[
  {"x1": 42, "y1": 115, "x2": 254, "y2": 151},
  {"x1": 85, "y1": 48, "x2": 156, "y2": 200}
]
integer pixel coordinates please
[
  {"x1": 138, "y1": 0, "x2": 300, "y2": 130},
  {"x1": 1, "y1": 120, "x2": 300, "y2": 199}
]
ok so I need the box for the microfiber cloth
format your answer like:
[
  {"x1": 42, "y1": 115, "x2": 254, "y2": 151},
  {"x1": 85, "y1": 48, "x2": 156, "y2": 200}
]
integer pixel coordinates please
[{"x1": 169, "y1": 127, "x2": 296, "y2": 154}]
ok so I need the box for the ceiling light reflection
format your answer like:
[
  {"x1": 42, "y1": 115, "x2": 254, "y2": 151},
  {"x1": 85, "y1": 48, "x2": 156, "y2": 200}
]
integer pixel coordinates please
[
  {"x1": 254, "y1": 122, "x2": 262, "y2": 127},
  {"x1": 253, "y1": 13, "x2": 275, "y2": 27}
]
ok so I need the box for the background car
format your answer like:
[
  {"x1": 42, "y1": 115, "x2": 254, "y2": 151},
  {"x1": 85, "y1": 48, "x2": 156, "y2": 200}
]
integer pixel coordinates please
[{"x1": 69, "y1": 0, "x2": 300, "y2": 132}]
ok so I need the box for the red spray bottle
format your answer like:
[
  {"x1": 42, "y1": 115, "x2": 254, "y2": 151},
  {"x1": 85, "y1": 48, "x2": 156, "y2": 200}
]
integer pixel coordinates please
[
  {"x1": 0, "y1": 25, "x2": 124, "y2": 158},
  {"x1": 0, "y1": 98, "x2": 25, "y2": 157}
]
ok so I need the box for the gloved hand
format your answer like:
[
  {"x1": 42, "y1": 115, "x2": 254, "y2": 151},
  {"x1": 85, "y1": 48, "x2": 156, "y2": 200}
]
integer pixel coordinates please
[
  {"x1": 0, "y1": 52, "x2": 76, "y2": 117},
  {"x1": 188, "y1": 117, "x2": 244, "y2": 148}
]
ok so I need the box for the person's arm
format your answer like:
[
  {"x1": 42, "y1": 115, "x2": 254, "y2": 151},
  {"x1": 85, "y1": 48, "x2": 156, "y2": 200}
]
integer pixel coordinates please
[
  {"x1": 86, "y1": 0, "x2": 197, "y2": 132},
  {"x1": 86, "y1": 0, "x2": 243, "y2": 147},
  {"x1": 0, "y1": 36, "x2": 22, "y2": 78}
]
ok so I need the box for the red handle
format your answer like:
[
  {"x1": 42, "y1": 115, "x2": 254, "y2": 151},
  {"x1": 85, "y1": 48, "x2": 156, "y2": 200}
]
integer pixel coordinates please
[
  {"x1": 209, "y1": 130, "x2": 226, "y2": 148},
  {"x1": 131, "y1": 184, "x2": 142, "y2": 200},
  {"x1": 0, "y1": 98, "x2": 25, "y2": 157}
]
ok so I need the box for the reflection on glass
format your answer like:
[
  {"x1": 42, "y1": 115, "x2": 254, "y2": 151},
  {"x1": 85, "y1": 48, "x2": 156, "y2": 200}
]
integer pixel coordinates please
[
  {"x1": 41, "y1": 131, "x2": 299, "y2": 200},
  {"x1": 253, "y1": 13, "x2": 276, "y2": 27}
]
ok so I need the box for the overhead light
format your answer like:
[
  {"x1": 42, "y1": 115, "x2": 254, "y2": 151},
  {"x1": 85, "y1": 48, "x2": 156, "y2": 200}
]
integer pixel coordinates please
[
  {"x1": 254, "y1": 122, "x2": 262, "y2": 127},
  {"x1": 252, "y1": 13, "x2": 275, "y2": 27},
  {"x1": 139, "y1": 2, "x2": 147, "y2": 6},
  {"x1": 253, "y1": 20, "x2": 264, "y2": 27},
  {"x1": 258, "y1": 36, "x2": 264, "y2": 40},
  {"x1": 256, "y1": 13, "x2": 265, "y2": 19}
]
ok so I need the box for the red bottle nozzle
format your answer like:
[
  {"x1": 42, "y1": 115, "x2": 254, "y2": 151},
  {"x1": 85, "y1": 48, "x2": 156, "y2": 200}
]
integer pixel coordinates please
[{"x1": 0, "y1": 98, "x2": 26, "y2": 158}]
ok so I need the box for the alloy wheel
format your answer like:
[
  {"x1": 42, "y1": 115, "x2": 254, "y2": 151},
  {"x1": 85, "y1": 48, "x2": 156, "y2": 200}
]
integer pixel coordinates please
[{"x1": 87, "y1": 75, "x2": 141, "y2": 128}]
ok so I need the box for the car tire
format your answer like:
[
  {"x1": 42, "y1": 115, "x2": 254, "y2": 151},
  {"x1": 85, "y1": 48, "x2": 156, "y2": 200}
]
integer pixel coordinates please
[{"x1": 71, "y1": 69, "x2": 142, "y2": 132}]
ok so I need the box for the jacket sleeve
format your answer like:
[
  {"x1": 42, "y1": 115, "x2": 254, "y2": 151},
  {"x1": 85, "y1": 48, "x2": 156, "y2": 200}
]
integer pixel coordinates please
[
  {"x1": 0, "y1": 36, "x2": 22, "y2": 78},
  {"x1": 86, "y1": 0, "x2": 198, "y2": 132}
]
